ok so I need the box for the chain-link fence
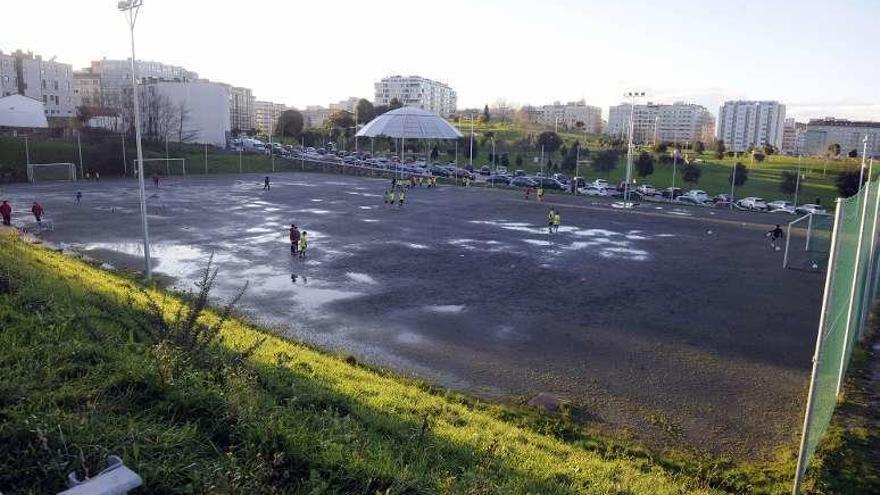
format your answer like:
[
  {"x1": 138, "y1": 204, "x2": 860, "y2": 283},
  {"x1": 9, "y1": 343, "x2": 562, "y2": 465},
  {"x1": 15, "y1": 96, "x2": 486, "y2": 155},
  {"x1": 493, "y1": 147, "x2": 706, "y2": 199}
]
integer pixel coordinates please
[
  {"x1": 783, "y1": 213, "x2": 834, "y2": 272},
  {"x1": 793, "y1": 176, "x2": 880, "y2": 493}
]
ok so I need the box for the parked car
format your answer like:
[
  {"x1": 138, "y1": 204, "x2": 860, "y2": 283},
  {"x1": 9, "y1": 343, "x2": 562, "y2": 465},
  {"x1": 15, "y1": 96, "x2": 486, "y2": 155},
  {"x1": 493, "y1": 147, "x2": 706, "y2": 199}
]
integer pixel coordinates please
[
  {"x1": 485, "y1": 175, "x2": 511, "y2": 185},
  {"x1": 479, "y1": 166, "x2": 492, "y2": 175},
  {"x1": 677, "y1": 196, "x2": 709, "y2": 206},
  {"x1": 636, "y1": 184, "x2": 656, "y2": 195},
  {"x1": 570, "y1": 176, "x2": 587, "y2": 188},
  {"x1": 682, "y1": 189, "x2": 710, "y2": 203},
  {"x1": 430, "y1": 165, "x2": 451, "y2": 177},
  {"x1": 738, "y1": 197, "x2": 768, "y2": 211},
  {"x1": 661, "y1": 187, "x2": 684, "y2": 199},
  {"x1": 510, "y1": 176, "x2": 538, "y2": 188},
  {"x1": 578, "y1": 185, "x2": 609, "y2": 196},
  {"x1": 713, "y1": 193, "x2": 731, "y2": 203},
  {"x1": 796, "y1": 203, "x2": 827, "y2": 215},
  {"x1": 767, "y1": 200, "x2": 796, "y2": 214},
  {"x1": 535, "y1": 178, "x2": 565, "y2": 190},
  {"x1": 552, "y1": 173, "x2": 570, "y2": 184},
  {"x1": 592, "y1": 178, "x2": 609, "y2": 188},
  {"x1": 514, "y1": 169, "x2": 527, "y2": 177}
]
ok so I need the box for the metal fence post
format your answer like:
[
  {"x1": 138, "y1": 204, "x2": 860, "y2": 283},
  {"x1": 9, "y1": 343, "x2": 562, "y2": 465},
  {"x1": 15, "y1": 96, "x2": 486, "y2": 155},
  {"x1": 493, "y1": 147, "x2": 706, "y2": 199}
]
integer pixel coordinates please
[
  {"x1": 858, "y1": 181, "x2": 880, "y2": 339},
  {"x1": 805, "y1": 214, "x2": 813, "y2": 251},
  {"x1": 792, "y1": 198, "x2": 843, "y2": 495}
]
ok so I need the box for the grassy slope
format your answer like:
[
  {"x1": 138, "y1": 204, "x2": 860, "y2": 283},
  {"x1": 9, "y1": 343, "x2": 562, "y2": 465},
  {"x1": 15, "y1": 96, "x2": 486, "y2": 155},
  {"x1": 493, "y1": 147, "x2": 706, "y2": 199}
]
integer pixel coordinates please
[{"x1": 0, "y1": 230, "x2": 729, "y2": 494}]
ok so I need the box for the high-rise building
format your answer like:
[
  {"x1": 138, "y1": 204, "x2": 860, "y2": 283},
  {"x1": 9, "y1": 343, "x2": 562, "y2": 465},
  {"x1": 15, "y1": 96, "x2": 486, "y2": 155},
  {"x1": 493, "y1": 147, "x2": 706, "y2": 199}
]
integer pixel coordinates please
[
  {"x1": 226, "y1": 85, "x2": 255, "y2": 134},
  {"x1": 716, "y1": 100, "x2": 786, "y2": 152},
  {"x1": 302, "y1": 105, "x2": 330, "y2": 129},
  {"x1": 72, "y1": 70, "x2": 102, "y2": 108},
  {"x1": 88, "y1": 58, "x2": 197, "y2": 111},
  {"x1": 0, "y1": 50, "x2": 74, "y2": 120},
  {"x1": 522, "y1": 100, "x2": 603, "y2": 134},
  {"x1": 254, "y1": 100, "x2": 287, "y2": 135},
  {"x1": 605, "y1": 102, "x2": 714, "y2": 145},
  {"x1": 802, "y1": 118, "x2": 880, "y2": 158},
  {"x1": 374, "y1": 75, "x2": 456, "y2": 116},
  {"x1": 781, "y1": 118, "x2": 807, "y2": 155}
]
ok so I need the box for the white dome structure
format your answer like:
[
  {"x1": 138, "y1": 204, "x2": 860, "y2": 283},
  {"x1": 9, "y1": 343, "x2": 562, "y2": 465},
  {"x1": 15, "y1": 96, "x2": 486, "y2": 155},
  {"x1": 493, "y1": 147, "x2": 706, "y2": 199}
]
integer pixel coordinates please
[{"x1": 356, "y1": 106, "x2": 463, "y2": 140}]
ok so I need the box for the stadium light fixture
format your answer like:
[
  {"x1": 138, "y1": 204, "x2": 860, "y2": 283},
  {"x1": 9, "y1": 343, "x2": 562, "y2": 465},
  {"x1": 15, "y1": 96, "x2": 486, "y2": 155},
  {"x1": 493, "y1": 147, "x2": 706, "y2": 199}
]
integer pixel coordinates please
[{"x1": 119, "y1": 0, "x2": 152, "y2": 279}]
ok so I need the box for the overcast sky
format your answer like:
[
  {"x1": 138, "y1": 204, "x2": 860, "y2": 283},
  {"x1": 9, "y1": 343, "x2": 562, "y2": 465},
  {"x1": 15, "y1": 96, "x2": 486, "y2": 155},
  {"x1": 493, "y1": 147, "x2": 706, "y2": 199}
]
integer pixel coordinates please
[{"x1": 5, "y1": 0, "x2": 879, "y2": 121}]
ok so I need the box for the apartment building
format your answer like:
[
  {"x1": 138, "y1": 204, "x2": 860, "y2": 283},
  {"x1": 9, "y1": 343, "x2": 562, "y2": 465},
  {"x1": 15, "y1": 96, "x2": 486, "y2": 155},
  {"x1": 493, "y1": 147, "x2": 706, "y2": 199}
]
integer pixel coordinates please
[
  {"x1": 716, "y1": 100, "x2": 786, "y2": 152},
  {"x1": 0, "y1": 49, "x2": 74, "y2": 120},
  {"x1": 73, "y1": 70, "x2": 102, "y2": 108},
  {"x1": 302, "y1": 105, "x2": 330, "y2": 129},
  {"x1": 605, "y1": 102, "x2": 714, "y2": 145},
  {"x1": 226, "y1": 85, "x2": 255, "y2": 134},
  {"x1": 802, "y1": 118, "x2": 880, "y2": 158},
  {"x1": 254, "y1": 100, "x2": 287, "y2": 135},
  {"x1": 88, "y1": 58, "x2": 197, "y2": 111},
  {"x1": 374, "y1": 75, "x2": 456, "y2": 116},
  {"x1": 329, "y1": 97, "x2": 360, "y2": 113},
  {"x1": 524, "y1": 101, "x2": 603, "y2": 133},
  {"x1": 781, "y1": 118, "x2": 807, "y2": 155}
]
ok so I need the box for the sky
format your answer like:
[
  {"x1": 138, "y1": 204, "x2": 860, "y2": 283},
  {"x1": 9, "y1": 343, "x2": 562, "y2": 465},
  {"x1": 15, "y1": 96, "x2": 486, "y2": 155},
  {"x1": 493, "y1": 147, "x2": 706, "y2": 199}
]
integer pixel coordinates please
[{"x1": 5, "y1": 0, "x2": 879, "y2": 121}]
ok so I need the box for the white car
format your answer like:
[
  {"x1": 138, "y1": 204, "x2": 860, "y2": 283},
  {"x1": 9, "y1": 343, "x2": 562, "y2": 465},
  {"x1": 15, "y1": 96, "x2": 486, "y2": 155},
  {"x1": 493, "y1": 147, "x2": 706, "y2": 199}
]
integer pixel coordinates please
[
  {"x1": 796, "y1": 204, "x2": 827, "y2": 215},
  {"x1": 767, "y1": 200, "x2": 795, "y2": 214},
  {"x1": 578, "y1": 185, "x2": 609, "y2": 196},
  {"x1": 682, "y1": 189, "x2": 709, "y2": 203},
  {"x1": 637, "y1": 184, "x2": 656, "y2": 195},
  {"x1": 739, "y1": 197, "x2": 768, "y2": 210},
  {"x1": 592, "y1": 178, "x2": 608, "y2": 188}
]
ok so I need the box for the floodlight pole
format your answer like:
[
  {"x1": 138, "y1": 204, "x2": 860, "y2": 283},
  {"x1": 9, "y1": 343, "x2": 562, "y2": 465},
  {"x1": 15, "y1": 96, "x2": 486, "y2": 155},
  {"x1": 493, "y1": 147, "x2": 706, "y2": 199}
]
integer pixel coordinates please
[
  {"x1": 77, "y1": 131, "x2": 84, "y2": 178},
  {"x1": 624, "y1": 91, "x2": 643, "y2": 204},
  {"x1": 120, "y1": 0, "x2": 152, "y2": 279},
  {"x1": 858, "y1": 135, "x2": 869, "y2": 188},
  {"x1": 469, "y1": 113, "x2": 474, "y2": 168},
  {"x1": 794, "y1": 155, "x2": 802, "y2": 207}
]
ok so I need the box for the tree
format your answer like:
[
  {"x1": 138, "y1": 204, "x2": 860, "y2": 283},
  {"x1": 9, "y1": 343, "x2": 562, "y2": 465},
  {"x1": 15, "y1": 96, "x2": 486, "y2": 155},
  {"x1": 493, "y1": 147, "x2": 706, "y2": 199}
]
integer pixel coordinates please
[
  {"x1": 827, "y1": 143, "x2": 841, "y2": 157},
  {"x1": 355, "y1": 99, "x2": 374, "y2": 123},
  {"x1": 636, "y1": 152, "x2": 654, "y2": 177},
  {"x1": 574, "y1": 121, "x2": 585, "y2": 131},
  {"x1": 763, "y1": 144, "x2": 776, "y2": 155},
  {"x1": 430, "y1": 146, "x2": 439, "y2": 160},
  {"x1": 714, "y1": 140, "x2": 726, "y2": 160},
  {"x1": 591, "y1": 149, "x2": 619, "y2": 177},
  {"x1": 836, "y1": 169, "x2": 863, "y2": 197},
  {"x1": 480, "y1": 104, "x2": 491, "y2": 122},
  {"x1": 275, "y1": 109, "x2": 304, "y2": 137},
  {"x1": 559, "y1": 144, "x2": 568, "y2": 160},
  {"x1": 779, "y1": 171, "x2": 798, "y2": 197},
  {"x1": 372, "y1": 104, "x2": 390, "y2": 118},
  {"x1": 389, "y1": 98, "x2": 403, "y2": 110},
  {"x1": 501, "y1": 154, "x2": 510, "y2": 167},
  {"x1": 752, "y1": 152, "x2": 765, "y2": 163},
  {"x1": 536, "y1": 131, "x2": 562, "y2": 154},
  {"x1": 848, "y1": 149, "x2": 859, "y2": 158},
  {"x1": 694, "y1": 141, "x2": 705, "y2": 153},
  {"x1": 653, "y1": 142, "x2": 668, "y2": 154},
  {"x1": 729, "y1": 162, "x2": 748, "y2": 186},
  {"x1": 681, "y1": 163, "x2": 702, "y2": 184},
  {"x1": 515, "y1": 155, "x2": 523, "y2": 167}
]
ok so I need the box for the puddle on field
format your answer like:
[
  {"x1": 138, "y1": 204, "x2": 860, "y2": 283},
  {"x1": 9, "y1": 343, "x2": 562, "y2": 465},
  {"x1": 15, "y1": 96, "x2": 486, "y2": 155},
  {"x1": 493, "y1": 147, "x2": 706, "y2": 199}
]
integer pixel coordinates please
[
  {"x1": 346, "y1": 191, "x2": 381, "y2": 198},
  {"x1": 79, "y1": 242, "x2": 233, "y2": 277},
  {"x1": 359, "y1": 206, "x2": 374, "y2": 210},
  {"x1": 346, "y1": 272, "x2": 378, "y2": 284},
  {"x1": 523, "y1": 239, "x2": 553, "y2": 246},
  {"x1": 296, "y1": 209, "x2": 333, "y2": 215},
  {"x1": 362, "y1": 219, "x2": 379, "y2": 223},
  {"x1": 396, "y1": 331, "x2": 427, "y2": 345},
  {"x1": 425, "y1": 304, "x2": 465, "y2": 314}
]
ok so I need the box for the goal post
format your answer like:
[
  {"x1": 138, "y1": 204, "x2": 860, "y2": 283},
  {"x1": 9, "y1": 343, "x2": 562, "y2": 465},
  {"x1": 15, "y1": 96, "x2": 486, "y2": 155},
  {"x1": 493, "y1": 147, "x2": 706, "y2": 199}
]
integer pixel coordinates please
[
  {"x1": 133, "y1": 158, "x2": 187, "y2": 177},
  {"x1": 783, "y1": 213, "x2": 833, "y2": 272},
  {"x1": 27, "y1": 162, "x2": 77, "y2": 183}
]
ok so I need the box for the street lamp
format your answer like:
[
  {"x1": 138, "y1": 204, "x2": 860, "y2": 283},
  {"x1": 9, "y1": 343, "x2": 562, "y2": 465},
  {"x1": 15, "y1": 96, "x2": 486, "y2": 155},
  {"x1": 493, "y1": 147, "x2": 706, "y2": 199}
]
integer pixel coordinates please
[
  {"x1": 624, "y1": 91, "x2": 645, "y2": 204},
  {"x1": 119, "y1": 0, "x2": 152, "y2": 279}
]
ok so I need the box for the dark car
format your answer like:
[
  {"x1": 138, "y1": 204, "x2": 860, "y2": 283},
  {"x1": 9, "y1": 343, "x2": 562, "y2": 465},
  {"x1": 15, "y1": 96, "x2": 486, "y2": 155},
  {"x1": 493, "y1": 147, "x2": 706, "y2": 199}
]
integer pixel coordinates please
[
  {"x1": 486, "y1": 175, "x2": 511, "y2": 185},
  {"x1": 450, "y1": 167, "x2": 476, "y2": 180},
  {"x1": 464, "y1": 164, "x2": 475, "y2": 172},
  {"x1": 480, "y1": 166, "x2": 491, "y2": 175},
  {"x1": 514, "y1": 169, "x2": 527, "y2": 177},
  {"x1": 535, "y1": 178, "x2": 565, "y2": 190},
  {"x1": 430, "y1": 166, "x2": 451, "y2": 177},
  {"x1": 510, "y1": 176, "x2": 538, "y2": 188}
]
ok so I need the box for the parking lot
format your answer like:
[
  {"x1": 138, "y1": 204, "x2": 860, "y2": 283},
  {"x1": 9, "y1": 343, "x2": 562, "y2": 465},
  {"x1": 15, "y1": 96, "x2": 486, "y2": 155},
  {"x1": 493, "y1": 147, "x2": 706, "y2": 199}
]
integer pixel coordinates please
[{"x1": 1, "y1": 171, "x2": 823, "y2": 459}]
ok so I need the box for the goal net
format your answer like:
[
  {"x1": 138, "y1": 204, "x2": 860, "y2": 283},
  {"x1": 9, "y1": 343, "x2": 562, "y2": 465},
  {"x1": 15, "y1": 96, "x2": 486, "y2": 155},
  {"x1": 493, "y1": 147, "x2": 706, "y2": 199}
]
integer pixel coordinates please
[
  {"x1": 783, "y1": 213, "x2": 833, "y2": 272},
  {"x1": 134, "y1": 158, "x2": 187, "y2": 177},
  {"x1": 27, "y1": 162, "x2": 77, "y2": 183}
]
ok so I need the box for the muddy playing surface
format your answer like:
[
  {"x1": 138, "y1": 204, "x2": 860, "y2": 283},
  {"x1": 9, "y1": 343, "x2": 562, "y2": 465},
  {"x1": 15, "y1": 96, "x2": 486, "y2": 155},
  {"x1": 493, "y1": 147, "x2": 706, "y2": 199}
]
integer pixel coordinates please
[{"x1": 1, "y1": 173, "x2": 823, "y2": 458}]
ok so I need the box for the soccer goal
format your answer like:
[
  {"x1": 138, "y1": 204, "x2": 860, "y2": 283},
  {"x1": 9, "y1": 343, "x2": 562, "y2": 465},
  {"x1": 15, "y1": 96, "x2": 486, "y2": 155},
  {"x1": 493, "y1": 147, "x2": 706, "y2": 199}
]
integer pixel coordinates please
[
  {"x1": 783, "y1": 213, "x2": 833, "y2": 272},
  {"x1": 134, "y1": 158, "x2": 187, "y2": 177},
  {"x1": 27, "y1": 162, "x2": 77, "y2": 183}
]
